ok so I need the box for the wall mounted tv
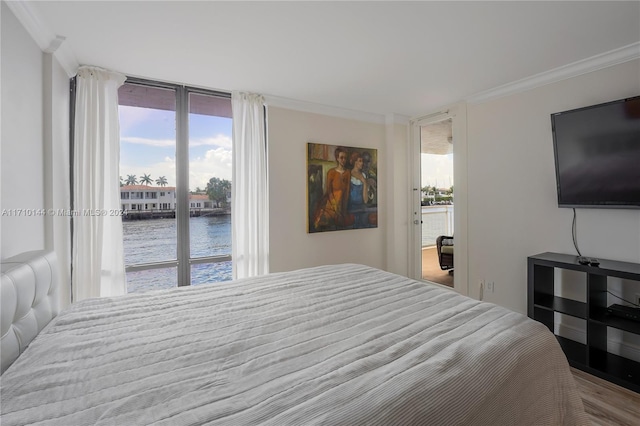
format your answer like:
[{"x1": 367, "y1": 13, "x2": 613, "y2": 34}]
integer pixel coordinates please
[{"x1": 551, "y1": 95, "x2": 640, "y2": 209}]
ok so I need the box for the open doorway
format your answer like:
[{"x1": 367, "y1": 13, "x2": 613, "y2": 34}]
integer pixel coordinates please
[
  {"x1": 419, "y1": 119, "x2": 454, "y2": 287},
  {"x1": 409, "y1": 103, "x2": 467, "y2": 296}
]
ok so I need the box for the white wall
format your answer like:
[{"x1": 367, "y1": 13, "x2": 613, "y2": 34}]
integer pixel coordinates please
[
  {"x1": 1, "y1": 3, "x2": 72, "y2": 307},
  {"x1": 387, "y1": 121, "x2": 409, "y2": 276},
  {"x1": 43, "y1": 52, "x2": 72, "y2": 308},
  {"x1": 1, "y1": 2, "x2": 45, "y2": 258},
  {"x1": 466, "y1": 59, "x2": 640, "y2": 315},
  {"x1": 267, "y1": 107, "x2": 387, "y2": 273}
]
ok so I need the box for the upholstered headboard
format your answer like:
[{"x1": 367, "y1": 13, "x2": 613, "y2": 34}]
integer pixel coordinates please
[{"x1": 1, "y1": 250, "x2": 59, "y2": 374}]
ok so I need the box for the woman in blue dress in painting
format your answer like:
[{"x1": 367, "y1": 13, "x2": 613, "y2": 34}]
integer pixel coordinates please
[{"x1": 348, "y1": 152, "x2": 369, "y2": 228}]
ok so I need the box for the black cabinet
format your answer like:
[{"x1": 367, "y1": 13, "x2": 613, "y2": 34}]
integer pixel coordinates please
[{"x1": 528, "y1": 252, "x2": 640, "y2": 393}]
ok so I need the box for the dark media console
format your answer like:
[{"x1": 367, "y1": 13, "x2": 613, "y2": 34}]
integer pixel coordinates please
[
  {"x1": 528, "y1": 252, "x2": 640, "y2": 393},
  {"x1": 607, "y1": 304, "x2": 640, "y2": 322}
]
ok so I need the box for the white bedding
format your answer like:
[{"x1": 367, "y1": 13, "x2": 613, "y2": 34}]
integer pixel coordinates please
[{"x1": 1, "y1": 264, "x2": 588, "y2": 425}]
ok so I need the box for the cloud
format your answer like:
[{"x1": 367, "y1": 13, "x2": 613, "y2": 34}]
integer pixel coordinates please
[
  {"x1": 120, "y1": 148, "x2": 232, "y2": 190},
  {"x1": 121, "y1": 137, "x2": 175, "y2": 147},
  {"x1": 120, "y1": 157, "x2": 175, "y2": 186},
  {"x1": 191, "y1": 148, "x2": 232, "y2": 189},
  {"x1": 192, "y1": 134, "x2": 232, "y2": 149},
  {"x1": 421, "y1": 153, "x2": 453, "y2": 188},
  {"x1": 120, "y1": 134, "x2": 231, "y2": 149}
]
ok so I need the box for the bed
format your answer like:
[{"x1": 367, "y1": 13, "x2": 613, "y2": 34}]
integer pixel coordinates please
[{"x1": 1, "y1": 251, "x2": 588, "y2": 425}]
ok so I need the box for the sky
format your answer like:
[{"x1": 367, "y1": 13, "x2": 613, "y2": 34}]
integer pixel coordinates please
[
  {"x1": 421, "y1": 153, "x2": 453, "y2": 189},
  {"x1": 119, "y1": 104, "x2": 451, "y2": 192},
  {"x1": 119, "y1": 106, "x2": 232, "y2": 191}
]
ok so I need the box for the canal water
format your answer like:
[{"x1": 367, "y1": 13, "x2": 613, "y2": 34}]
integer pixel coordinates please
[{"x1": 123, "y1": 215, "x2": 232, "y2": 293}]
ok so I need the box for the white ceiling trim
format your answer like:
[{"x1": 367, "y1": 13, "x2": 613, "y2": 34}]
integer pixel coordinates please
[
  {"x1": 6, "y1": 0, "x2": 78, "y2": 77},
  {"x1": 467, "y1": 42, "x2": 640, "y2": 104},
  {"x1": 265, "y1": 95, "x2": 386, "y2": 125}
]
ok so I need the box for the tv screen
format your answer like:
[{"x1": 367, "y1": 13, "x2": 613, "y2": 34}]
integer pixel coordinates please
[{"x1": 551, "y1": 96, "x2": 640, "y2": 208}]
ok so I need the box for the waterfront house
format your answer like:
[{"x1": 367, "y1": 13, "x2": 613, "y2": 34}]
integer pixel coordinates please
[
  {"x1": 119, "y1": 185, "x2": 229, "y2": 219},
  {"x1": 120, "y1": 185, "x2": 177, "y2": 212}
]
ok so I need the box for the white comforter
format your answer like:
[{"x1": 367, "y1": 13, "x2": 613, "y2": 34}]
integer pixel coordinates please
[{"x1": 1, "y1": 264, "x2": 587, "y2": 425}]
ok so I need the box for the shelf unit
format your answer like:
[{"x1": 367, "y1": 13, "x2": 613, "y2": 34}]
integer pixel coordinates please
[{"x1": 527, "y1": 252, "x2": 640, "y2": 393}]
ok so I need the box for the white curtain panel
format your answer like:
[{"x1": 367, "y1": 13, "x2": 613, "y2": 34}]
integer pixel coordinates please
[
  {"x1": 72, "y1": 66, "x2": 126, "y2": 301},
  {"x1": 231, "y1": 92, "x2": 269, "y2": 279}
]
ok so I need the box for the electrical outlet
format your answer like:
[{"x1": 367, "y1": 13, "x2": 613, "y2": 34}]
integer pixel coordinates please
[{"x1": 486, "y1": 281, "x2": 494, "y2": 293}]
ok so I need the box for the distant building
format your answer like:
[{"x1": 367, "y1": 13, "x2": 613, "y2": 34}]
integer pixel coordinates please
[
  {"x1": 120, "y1": 185, "x2": 226, "y2": 212},
  {"x1": 189, "y1": 194, "x2": 213, "y2": 209}
]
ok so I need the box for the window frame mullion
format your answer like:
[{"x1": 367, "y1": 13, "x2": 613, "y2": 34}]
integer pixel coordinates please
[{"x1": 176, "y1": 86, "x2": 191, "y2": 287}]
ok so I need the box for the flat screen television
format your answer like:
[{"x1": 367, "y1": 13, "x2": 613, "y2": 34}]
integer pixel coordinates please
[{"x1": 551, "y1": 96, "x2": 640, "y2": 209}]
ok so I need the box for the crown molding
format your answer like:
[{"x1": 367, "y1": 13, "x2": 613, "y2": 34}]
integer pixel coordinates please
[
  {"x1": 387, "y1": 113, "x2": 410, "y2": 126},
  {"x1": 265, "y1": 95, "x2": 410, "y2": 125},
  {"x1": 264, "y1": 95, "x2": 386, "y2": 124},
  {"x1": 5, "y1": 0, "x2": 79, "y2": 77},
  {"x1": 467, "y1": 42, "x2": 640, "y2": 104}
]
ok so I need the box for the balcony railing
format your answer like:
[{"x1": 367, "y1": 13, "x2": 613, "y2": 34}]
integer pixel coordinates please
[{"x1": 421, "y1": 204, "x2": 453, "y2": 248}]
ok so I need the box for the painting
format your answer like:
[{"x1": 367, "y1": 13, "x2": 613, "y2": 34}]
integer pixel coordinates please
[{"x1": 307, "y1": 143, "x2": 378, "y2": 233}]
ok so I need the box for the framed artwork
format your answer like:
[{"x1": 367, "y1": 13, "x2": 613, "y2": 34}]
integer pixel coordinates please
[{"x1": 307, "y1": 142, "x2": 378, "y2": 233}]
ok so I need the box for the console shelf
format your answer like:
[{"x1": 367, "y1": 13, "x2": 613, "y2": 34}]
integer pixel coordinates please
[{"x1": 528, "y1": 252, "x2": 640, "y2": 393}]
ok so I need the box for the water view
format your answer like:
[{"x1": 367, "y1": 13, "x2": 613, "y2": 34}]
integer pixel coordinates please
[
  {"x1": 118, "y1": 82, "x2": 234, "y2": 294},
  {"x1": 123, "y1": 215, "x2": 232, "y2": 293}
]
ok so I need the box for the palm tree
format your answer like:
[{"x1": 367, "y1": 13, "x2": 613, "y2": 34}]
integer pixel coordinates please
[
  {"x1": 140, "y1": 174, "x2": 153, "y2": 186},
  {"x1": 125, "y1": 175, "x2": 137, "y2": 186},
  {"x1": 119, "y1": 176, "x2": 124, "y2": 187},
  {"x1": 155, "y1": 176, "x2": 168, "y2": 187}
]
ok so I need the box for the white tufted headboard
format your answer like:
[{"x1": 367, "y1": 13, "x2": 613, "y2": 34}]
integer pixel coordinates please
[{"x1": 1, "y1": 250, "x2": 59, "y2": 374}]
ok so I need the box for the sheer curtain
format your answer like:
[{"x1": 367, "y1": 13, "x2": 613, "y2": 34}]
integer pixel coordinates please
[
  {"x1": 231, "y1": 92, "x2": 269, "y2": 279},
  {"x1": 72, "y1": 66, "x2": 126, "y2": 301}
]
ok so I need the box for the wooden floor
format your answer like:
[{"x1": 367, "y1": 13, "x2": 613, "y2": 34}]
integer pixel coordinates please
[
  {"x1": 421, "y1": 246, "x2": 453, "y2": 287},
  {"x1": 571, "y1": 367, "x2": 640, "y2": 425}
]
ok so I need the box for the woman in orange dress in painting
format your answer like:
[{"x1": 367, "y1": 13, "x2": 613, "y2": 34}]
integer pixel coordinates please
[{"x1": 313, "y1": 147, "x2": 351, "y2": 230}]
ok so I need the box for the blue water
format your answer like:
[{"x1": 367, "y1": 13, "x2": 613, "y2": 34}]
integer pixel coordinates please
[{"x1": 123, "y1": 216, "x2": 232, "y2": 293}]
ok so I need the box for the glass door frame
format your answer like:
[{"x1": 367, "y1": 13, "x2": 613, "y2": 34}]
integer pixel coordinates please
[{"x1": 408, "y1": 102, "x2": 468, "y2": 296}]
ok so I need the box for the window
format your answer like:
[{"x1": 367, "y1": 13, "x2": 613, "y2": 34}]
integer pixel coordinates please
[{"x1": 118, "y1": 80, "x2": 232, "y2": 293}]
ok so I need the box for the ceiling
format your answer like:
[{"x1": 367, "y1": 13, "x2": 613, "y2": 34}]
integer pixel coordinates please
[
  {"x1": 26, "y1": 1, "x2": 640, "y2": 118},
  {"x1": 421, "y1": 119, "x2": 452, "y2": 155}
]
